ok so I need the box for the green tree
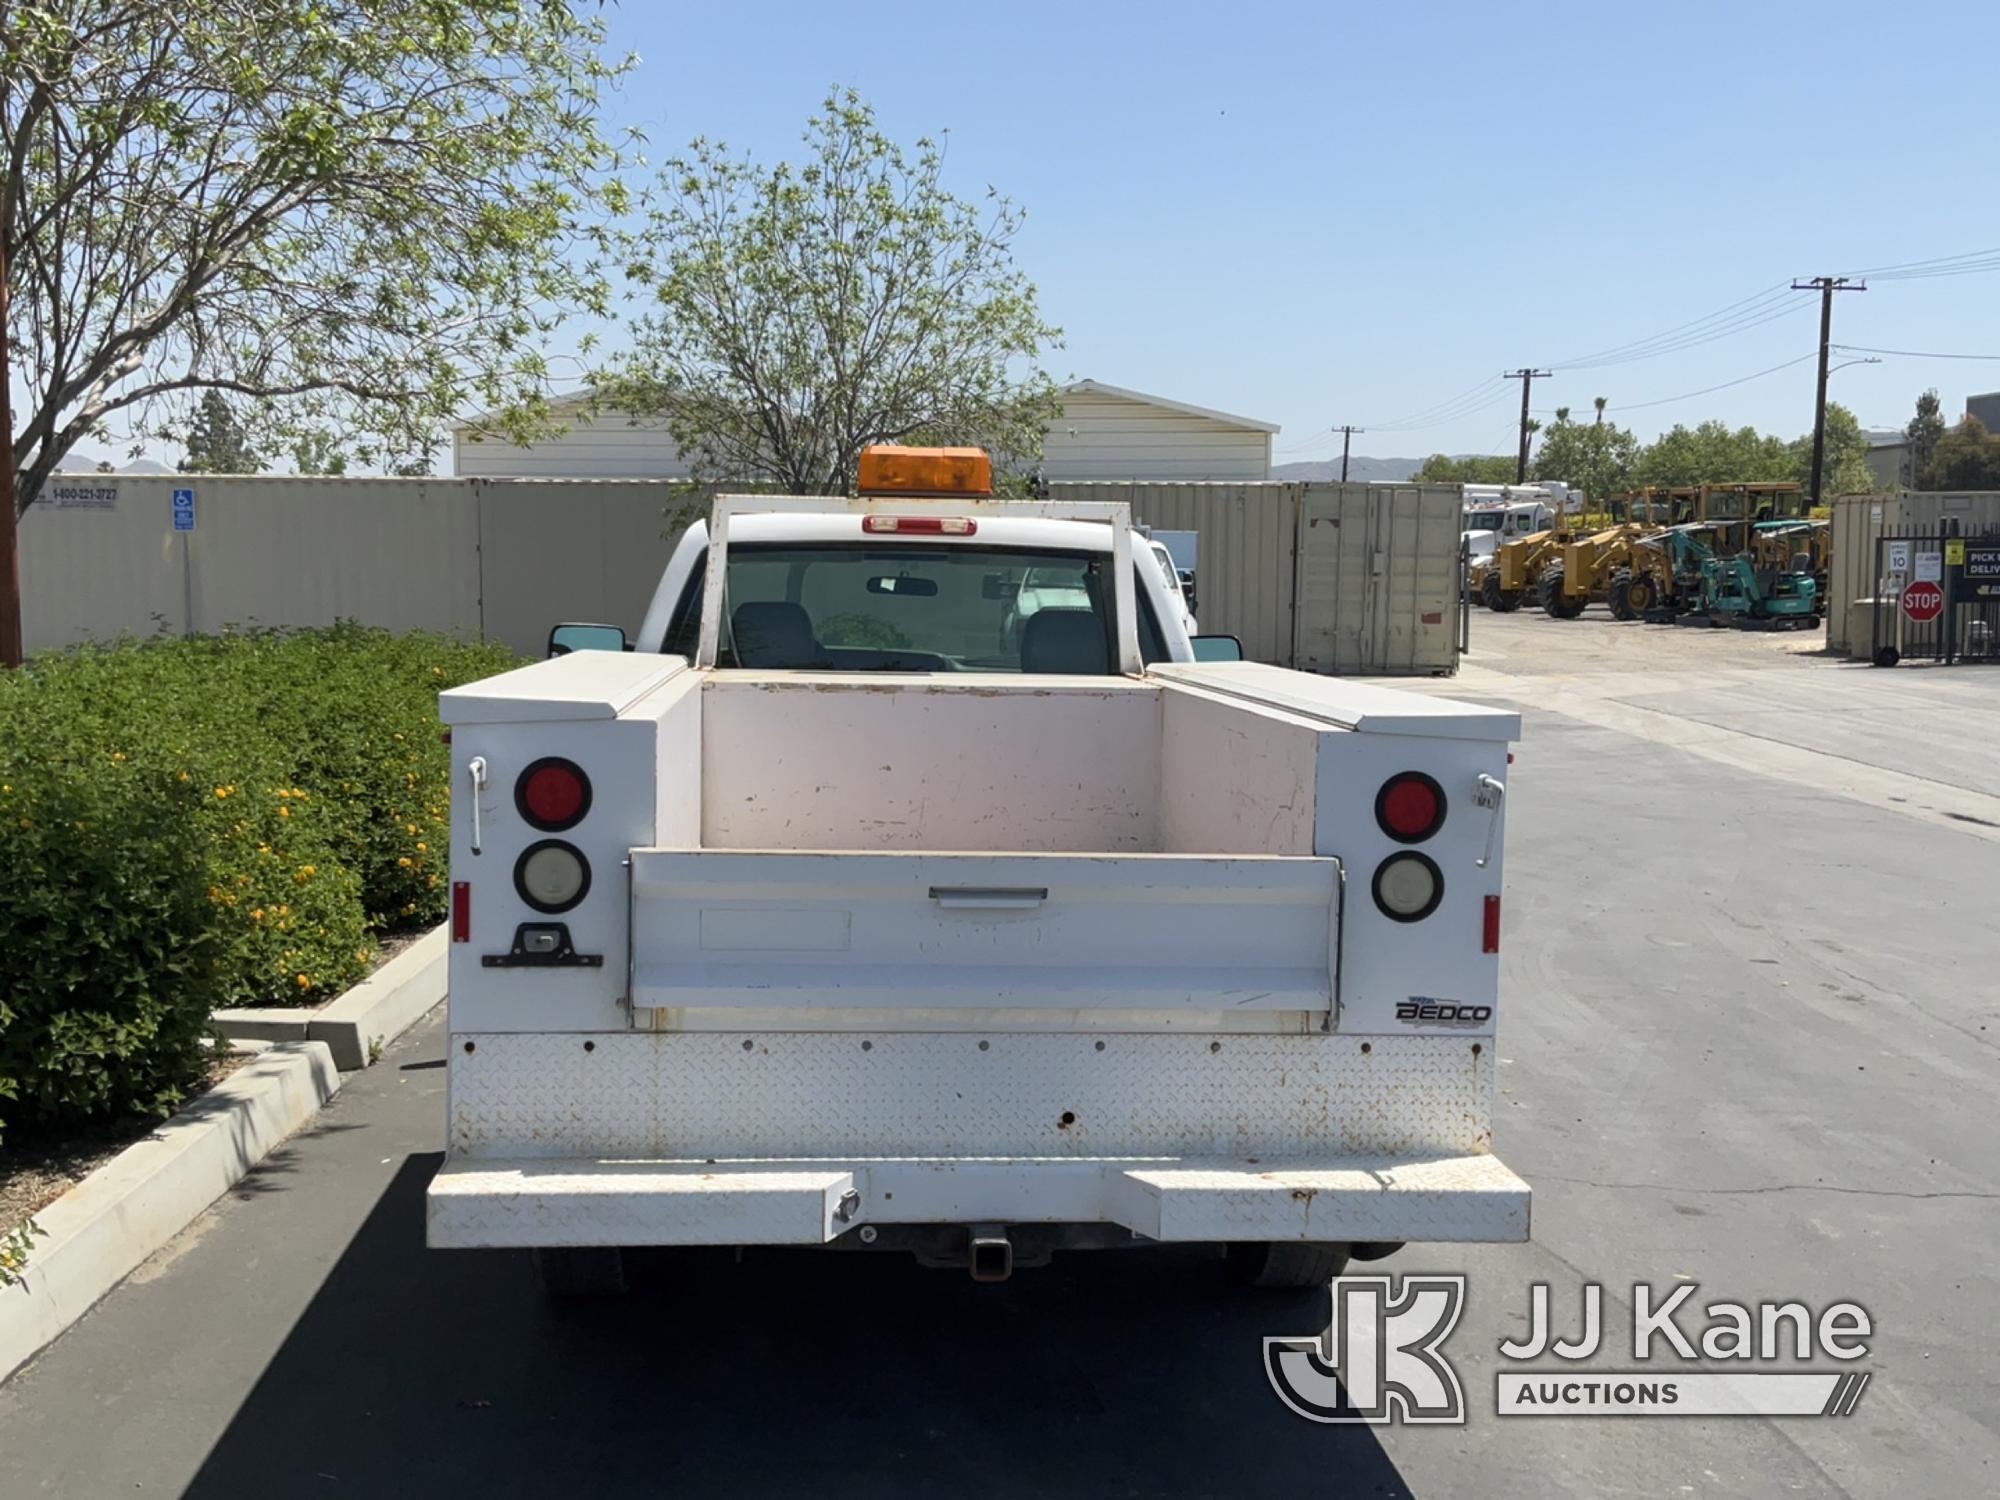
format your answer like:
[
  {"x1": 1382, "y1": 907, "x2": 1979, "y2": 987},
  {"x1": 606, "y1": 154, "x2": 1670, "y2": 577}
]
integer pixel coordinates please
[
  {"x1": 1412, "y1": 454, "x2": 1519, "y2": 484},
  {"x1": 3, "y1": 2, "x2": 632, "y2": 516},
  {"x1": 178, "y1": 391, "x2": 262, "y2": 474},
  {"x1": 1789, "y1": 402, "x2": 1872, "y2": 499},
  {"x1": 1928, "y1": 415, "x2": 2000, "y2": 490},
  {"x1": 290, "y1": 432, "x2": 349, "y2": 477},
  {"x1": 1632, "y1": 420, "x2": 1794, "y2": 487},
  {"x1": 596, "y1": 89, "x2": 1062, "y2": 494},
  {"x1": 1530, "y1": 399, "x2": 1639, "y2": 503},
  {"x1": 1906, "y1": 389, "x2": 1947, "y2": 489}
]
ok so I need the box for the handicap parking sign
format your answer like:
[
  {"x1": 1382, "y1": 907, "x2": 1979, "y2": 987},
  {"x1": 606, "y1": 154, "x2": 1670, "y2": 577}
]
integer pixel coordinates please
[{"x1": 172, "y1": 487, "x2": 196, "y2": 533}]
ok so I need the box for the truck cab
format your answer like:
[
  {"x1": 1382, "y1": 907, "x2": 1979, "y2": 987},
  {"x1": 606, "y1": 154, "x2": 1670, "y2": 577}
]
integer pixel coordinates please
[
  {"x1": 1462, "y1": 488, "x2": 1558, "y2": 566},
  {"x1": 430, "y1": 446, "x2": 1527, "y2": 1294}
]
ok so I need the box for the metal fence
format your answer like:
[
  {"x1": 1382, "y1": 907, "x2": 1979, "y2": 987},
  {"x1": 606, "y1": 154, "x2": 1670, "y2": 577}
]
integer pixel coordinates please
[{"x1": 1868, "y1": 523, "x2": 2000, "y2": 667}]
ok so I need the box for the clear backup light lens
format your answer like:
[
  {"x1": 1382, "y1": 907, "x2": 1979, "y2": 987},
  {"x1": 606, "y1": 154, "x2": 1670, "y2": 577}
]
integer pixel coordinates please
[
  {"x1": 516, "y1": 758, "x2": 591, "y2": 831},
  {"x1": 1375, "y1": 772, "x2": 1446, "y2": 843},
  {"x1": 515, "y1": 840, "x2": 590, "y2": 913},
  {"x1": 1373, "y1": 852, "x2": 1443, "y2": 922}
]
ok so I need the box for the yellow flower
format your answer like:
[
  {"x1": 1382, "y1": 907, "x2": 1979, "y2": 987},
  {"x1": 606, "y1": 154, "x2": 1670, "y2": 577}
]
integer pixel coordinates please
[
  {"x1": 278, "y1": 806, "x2": 290, "y2": 818},
  {"x1": 111, "y1": 751, "x2": 126, "y2": 762},
  {"x1": 432, "y1": 666, "x2": 444, "y2": 677},
  {"x1": 215, "y1": 786, "x2": 233, "y2": 799},
  {"x1": 415, "y1": 842, "x2": 427, "y2": 851},
  {"x1": 296, "y1": 973, "x2": 312, "y2": 990},
  {"x1": 276, "y1": 904, "x2": 289, "y2": 915},
  {"x1": 406, "y1": 822, "x2": 418, "y2": 834},
  {"x1": 291, "y1": 788, "x2": 308, "y2": 800},
  {"x1": 16, "y1": 817, "x2": 30, "y2": 829},
  {"x1": 178, "y1": 771, "x2": 190, "y2": 782},
  {"x1": 427, "y1": 874, "x2": 439, "y2": 887},
  {"x1": 398, "y1": 856, "x2": 413, "y2": 868},
  {"x1": 250, "y1": 909, "x2": 265, "y2": 921}
]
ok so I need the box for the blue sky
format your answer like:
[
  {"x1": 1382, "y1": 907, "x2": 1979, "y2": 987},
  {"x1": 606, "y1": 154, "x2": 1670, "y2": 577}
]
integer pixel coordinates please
[{"x1": 591, "y1": 0, "x2": 2000, "y2": 462}]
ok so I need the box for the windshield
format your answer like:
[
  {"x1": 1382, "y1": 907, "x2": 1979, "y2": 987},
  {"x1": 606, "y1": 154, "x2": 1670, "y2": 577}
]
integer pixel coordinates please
[
  {"x1": 662, "y1": 542, "x2": 1166, "y2": 672},
  {"x1": 1464, "y1": 511, "x2": 1504, "y2": 532}
]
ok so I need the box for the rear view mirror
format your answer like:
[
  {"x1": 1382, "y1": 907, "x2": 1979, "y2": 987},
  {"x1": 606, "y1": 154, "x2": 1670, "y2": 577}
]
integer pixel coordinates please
[
  {"x1": 548, "y1": 622, "x2": 629, "y2": 657},
  {"x1": 867, "y1": 575, "x2": 939, "y2": 596},
  {"x1": 982, "y1": 573, "x2": 1020, "y2": 600},
  {"x1": 1191, "y1": 634, "x2": 1244, "y2": 663}
]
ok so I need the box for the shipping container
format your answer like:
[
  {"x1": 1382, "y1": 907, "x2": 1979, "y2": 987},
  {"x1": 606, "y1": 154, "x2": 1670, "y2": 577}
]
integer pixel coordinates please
[
  {"x1": 1050, "y1": 480, "x2": 1464, "y2": 675},
  {"x1": 1294, "y1": 483, "x2": 1462, "y2": 676},
  {"x1": 1827, "y1": 491, "x2": 2000, "y2": 654}
]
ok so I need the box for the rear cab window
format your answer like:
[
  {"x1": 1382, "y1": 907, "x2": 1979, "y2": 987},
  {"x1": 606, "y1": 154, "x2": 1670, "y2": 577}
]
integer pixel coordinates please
[{"x1": 662, "y1": 543, "x2": 1169, "y2": 671}]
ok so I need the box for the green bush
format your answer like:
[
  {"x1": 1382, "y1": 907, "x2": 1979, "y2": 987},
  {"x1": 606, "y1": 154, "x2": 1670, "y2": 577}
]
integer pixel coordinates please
[{"x1": 0, "y1": 626, "x2": 517, "y2": 1143}]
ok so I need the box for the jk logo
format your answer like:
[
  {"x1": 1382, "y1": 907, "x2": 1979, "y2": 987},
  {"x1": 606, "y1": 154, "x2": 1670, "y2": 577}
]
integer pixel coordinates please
[{"x1": 1265, "y1": 1275, "x2": 1468, "y2": 1425}]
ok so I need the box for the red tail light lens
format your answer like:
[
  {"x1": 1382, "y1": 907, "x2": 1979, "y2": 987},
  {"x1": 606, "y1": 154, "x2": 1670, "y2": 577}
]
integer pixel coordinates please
[
  {"x1": 1375, "y1": 772, "x2": 1446, "y2": 843},
  {"x1": 1483, "y1": 894, "x2": 1501, "y2": 953},
  {"x1": 452, "y1": 881, "x2": 471, "y2": 942},
  {"x1": 516, "y1": 758, "x2": 590, "y2": 831}
]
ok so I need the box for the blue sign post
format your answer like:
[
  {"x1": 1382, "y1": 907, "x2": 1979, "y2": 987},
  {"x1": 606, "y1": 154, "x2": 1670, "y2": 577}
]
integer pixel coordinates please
[{"x1": 171, "y1": 487, "x2": 197, "y2": 532}]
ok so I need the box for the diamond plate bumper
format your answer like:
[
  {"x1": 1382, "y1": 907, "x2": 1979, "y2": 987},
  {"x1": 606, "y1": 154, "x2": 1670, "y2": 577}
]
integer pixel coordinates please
[{"x1": 425, "y1": 1152, "x2": 1530, "y2": 1249}]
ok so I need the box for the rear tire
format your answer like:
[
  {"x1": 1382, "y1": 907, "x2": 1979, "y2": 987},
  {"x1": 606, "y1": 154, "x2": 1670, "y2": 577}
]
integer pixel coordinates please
[
  {"x1": 1607, "y1": 569, "x2": 1635, "y2": 621},
  {"x1": 533, "y1": 1246, "x2": 627, "y2": 1299},
  {"x1": 1227, "y1": 1241, "x2": 1352, "y2": 1289},
  {"x1": 1538, "y1": 565, "x2": 1587, "y2": 620},
  {"x1": 1491, "y1": 587, "x2": 1526, "y2": 613},
  {"x1": 1625, "y1": 571, "x2": 1660, "y2": 615},
  {"x1": 1479, "y1": 572, "x2": 1503, "y2": 611}
]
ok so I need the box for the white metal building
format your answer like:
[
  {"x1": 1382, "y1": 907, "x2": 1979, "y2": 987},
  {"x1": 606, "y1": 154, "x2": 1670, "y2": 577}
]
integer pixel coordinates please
[{"x1": 451, "y1": 380, "x2": 1276, "y2": 482}]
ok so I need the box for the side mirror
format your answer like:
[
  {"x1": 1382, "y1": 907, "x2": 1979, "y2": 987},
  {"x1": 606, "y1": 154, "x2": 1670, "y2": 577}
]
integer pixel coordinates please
[
  {"x1": 1191, "y1": 634, "x2": 1244, "y2": 663},
  {"x1": 547, "y1": 622, "x2": 629, "y2": 658}
]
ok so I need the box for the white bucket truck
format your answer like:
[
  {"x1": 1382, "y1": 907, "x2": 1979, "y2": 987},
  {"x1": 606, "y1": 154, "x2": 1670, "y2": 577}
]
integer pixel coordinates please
[{"x1": 429, "y1": 447, "x2": 1527, "y2": 1294}]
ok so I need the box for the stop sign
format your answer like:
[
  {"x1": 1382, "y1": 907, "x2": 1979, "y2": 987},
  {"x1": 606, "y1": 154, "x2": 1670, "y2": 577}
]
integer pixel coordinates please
[{"x1": 1902, "y1": 580, "x2": 1944, "y2": 623}]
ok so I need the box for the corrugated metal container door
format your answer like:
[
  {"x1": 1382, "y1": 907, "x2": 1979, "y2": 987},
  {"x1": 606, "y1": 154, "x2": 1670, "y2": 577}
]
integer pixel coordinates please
[
  {"x1": 1047, "y1": 481, "x2": 1299, "y2": 666},
  {"x1": 1293, "y1": 483, "x2": 1461, "y2": 676}
]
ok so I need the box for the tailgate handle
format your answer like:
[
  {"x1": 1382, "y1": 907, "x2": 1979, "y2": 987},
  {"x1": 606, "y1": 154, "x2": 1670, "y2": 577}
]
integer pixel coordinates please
[{"x1": 929, "y1": 885, "x2": 1049, "y2": 911}]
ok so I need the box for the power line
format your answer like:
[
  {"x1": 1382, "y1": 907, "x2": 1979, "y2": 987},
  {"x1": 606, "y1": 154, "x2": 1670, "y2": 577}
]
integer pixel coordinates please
[
  {"x1": 1832, "y1": 342, "x2": 2000, "y2": 360},
  {"x1": 1844, "y1": 245, "x2": 2000, "y2": 280},
  {"x1": 1545, "y1": 283, "x2": 1793, "y2": 369},
  {"x1": 1569, "y1": 353, "x2": 1820, "y2": 414}
]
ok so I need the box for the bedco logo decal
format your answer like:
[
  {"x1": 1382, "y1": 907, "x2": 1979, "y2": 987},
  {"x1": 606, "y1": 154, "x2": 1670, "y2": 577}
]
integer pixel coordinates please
[{"x1": 1395, "y1": 997, "x2": 1491, "y2": 1027}]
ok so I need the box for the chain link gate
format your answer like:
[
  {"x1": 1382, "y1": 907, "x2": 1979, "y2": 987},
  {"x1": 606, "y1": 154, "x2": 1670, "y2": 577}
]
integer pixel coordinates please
[{"x1": 1870, "y1": 523, "x2": 2000, "y2": 667}]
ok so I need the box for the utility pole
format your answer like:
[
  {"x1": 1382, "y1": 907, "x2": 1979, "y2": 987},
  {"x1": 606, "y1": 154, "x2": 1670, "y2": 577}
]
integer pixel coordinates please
[
  {"x1": 1792, "y1": 276, "x2": 1865, "y2": 508},
  {"x1": 1505, "y1": 369, "x2": 1550, "y2": 483},
  {"x1": 0, "y1": 217, "x2": 18, "y2": 669},
  {"x1": 1335, "y1": 425, "x2": 1364, "y2": 483}
]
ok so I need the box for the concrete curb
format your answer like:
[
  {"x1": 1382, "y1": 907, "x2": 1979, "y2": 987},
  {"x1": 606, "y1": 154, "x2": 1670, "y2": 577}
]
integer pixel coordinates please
[
  {"x1": 213, "y1": 923, "x2": 447, "y2": 1070},
  {"x1": 1, "y1": 1042, "x2": 341, "y2": 1384}
]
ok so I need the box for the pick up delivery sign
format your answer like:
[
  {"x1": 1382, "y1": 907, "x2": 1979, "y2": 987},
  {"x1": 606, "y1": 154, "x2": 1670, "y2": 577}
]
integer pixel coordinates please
[{"x1": 1266, "y1": 1277, "x2": 1874, "y2": 1424}]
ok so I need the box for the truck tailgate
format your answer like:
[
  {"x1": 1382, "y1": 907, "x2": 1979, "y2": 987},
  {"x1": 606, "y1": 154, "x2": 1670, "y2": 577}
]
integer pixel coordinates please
[{"x1": 628, "y1": 850, "x2": 1339, "y2": 1014}]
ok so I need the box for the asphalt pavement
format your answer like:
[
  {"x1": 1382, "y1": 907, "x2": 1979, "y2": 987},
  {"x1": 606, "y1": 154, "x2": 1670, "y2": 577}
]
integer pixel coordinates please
[{"x1": 2, "y1": 621, "x2": 1996, "y2": 1499}]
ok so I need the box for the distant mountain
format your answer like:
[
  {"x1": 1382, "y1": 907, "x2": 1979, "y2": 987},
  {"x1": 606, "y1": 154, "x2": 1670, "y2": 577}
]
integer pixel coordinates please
[{"x1": 1271, "y1": 456, "x2": 1428, "y2": 484}]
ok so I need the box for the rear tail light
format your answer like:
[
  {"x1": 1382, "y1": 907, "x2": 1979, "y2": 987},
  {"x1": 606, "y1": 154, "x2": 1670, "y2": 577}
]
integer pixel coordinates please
[
  {"x1": 515, "y1": 840, "x2": 591, "y2": 914},
  {"x1": 861, "y1": 515, "x2": 976, "y2": 535},
  {"x1": 516, "y1": 757, "x2": 591, "y2": 831},
  {"x1": 1373, "y1": 852, "x2": 1443, "y2": 922},
  {"x1": 1375, "y1": 772, "x2": 1446, "y2": 843}
]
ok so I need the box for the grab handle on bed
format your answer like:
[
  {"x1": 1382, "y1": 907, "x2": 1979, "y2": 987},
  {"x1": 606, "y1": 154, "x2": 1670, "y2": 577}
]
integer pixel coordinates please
[{"x1": 928, "y1": 885, "x2": 1050, "y2": 910}]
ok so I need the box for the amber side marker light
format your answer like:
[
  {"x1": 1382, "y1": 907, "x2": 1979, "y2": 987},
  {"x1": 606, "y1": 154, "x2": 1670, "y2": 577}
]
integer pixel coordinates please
[{"x1": 856, "y1": 444, "x2": 993, "y2": 497}]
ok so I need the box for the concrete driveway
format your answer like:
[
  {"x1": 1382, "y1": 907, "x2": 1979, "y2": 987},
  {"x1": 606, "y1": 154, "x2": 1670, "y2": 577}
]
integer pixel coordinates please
[{"x1": 2, "y1": 614, "x2": 1996, "y2": 1498}]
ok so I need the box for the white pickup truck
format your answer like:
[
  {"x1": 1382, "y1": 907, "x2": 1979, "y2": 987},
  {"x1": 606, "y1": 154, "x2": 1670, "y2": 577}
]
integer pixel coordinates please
[{"x1": 429, "y1": 449, "x2": 1528, "y2": 1294}]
